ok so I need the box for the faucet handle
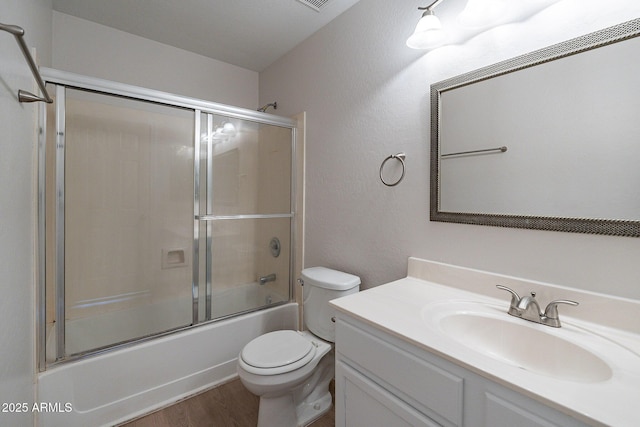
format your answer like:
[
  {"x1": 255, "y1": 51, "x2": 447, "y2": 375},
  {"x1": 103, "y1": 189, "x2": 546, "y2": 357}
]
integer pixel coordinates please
[
  {"x1": 544, "y1": 299, "x2": 579, "y2": 319},
  {"x1": 496, "y1": 285, "x2": 521, "y2": 309}
]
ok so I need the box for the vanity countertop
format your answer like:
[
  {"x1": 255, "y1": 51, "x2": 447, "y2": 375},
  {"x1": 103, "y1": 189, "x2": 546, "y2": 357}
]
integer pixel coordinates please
[{"x1": 330, "y1": 258, "x2": 640, "y2": 427}]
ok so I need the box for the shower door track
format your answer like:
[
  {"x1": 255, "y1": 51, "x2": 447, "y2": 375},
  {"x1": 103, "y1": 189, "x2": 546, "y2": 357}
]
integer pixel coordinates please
[
  {"x1": 38, "y1": 68, "x2": 294, "y2": 127},
  {"x1": 38, "y1": 68, "x2": 298, "y2": 371}
]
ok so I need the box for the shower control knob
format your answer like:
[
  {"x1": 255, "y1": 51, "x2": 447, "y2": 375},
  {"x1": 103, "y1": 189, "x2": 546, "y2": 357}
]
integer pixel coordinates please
[{"x1": 269, "y1": 237, "x2": 281, "y2": 257}]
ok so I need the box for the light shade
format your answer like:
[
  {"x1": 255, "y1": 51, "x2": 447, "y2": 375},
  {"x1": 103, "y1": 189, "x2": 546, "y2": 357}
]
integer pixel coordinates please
[{"x1": 406, "y1": 12, "x2": 445, "y2": 49}]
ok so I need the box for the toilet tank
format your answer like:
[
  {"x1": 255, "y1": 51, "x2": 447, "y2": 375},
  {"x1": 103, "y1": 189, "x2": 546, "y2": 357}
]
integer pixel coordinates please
[{"x1": 301, "y1": 267, "x2": 360, "y2": 342}]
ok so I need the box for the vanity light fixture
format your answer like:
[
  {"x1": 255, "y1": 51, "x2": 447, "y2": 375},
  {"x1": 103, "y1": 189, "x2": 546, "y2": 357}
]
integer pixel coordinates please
[{"x1": 406, "y1": 0, "x2": 446, "y2": 49}]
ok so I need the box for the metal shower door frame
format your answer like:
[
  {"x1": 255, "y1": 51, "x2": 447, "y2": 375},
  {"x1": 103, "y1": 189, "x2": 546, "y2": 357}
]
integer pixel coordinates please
[
  {"x1": 37, "y1": 68, "x2": 297, "y2": 371},
  {"x1": 196, "y1": 112, "x2": 297, "y2": 322}
]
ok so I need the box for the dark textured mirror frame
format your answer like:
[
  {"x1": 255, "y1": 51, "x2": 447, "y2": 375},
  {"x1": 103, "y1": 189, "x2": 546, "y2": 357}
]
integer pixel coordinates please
[{"x1": 430, "y1": 18, "x2": 640, "y2": 237}]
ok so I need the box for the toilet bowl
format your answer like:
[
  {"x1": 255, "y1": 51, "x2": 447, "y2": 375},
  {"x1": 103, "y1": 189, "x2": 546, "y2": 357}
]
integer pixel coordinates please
[
  {"x1": 238, "y1": 330, "x2": 333, "y2": 426},
  {"x1": 237, "y1": 267, "x2": 360, "y2": 427}
]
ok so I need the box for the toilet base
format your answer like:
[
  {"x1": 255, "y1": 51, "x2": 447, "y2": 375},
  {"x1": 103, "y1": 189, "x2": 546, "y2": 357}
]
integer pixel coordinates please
[
  {"x1": 255, "y1": 351, "x2": 334, "y2": 427},
  {"x1": 256, "y1": 390, "x2": 331, "y2": 427},
  {"x1": 256, "y1": 393, "x2": 297, "y2": 427},
  {"x1": 296, "y1": 390, "x2": 332, "y2": 427}
]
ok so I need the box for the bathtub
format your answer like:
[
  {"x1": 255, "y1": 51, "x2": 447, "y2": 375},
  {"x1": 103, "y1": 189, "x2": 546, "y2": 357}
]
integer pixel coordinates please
[
  {"x1": 46, "y1": 282, "x2": 288, "y2": 360},
  {"x1": 37, "y1": 302, "x2": 298, "y2": 427}
]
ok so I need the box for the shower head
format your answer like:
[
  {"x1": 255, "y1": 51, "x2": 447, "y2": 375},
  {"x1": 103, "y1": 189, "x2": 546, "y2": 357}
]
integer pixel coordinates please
[{"x1": 257, "y1": 102, "x2": 277, "y2": 112}]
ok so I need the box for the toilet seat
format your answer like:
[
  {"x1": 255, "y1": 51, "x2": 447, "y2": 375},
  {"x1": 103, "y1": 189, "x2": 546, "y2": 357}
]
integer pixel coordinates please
[{"x1": 240, "y1": 330, "x2": 317, "y2": 375}]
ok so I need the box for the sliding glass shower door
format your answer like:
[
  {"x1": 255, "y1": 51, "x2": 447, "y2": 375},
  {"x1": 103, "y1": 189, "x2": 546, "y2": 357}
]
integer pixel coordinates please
[
  {"x1": 197, "y1": 114, "x2": 293, "y2": 321},
  {"x1": 46, "y1": 87, "x2": 195, "y2": 358},
  {"x1": 40, "y1": 71, "x2": 296, "y2": 368}
]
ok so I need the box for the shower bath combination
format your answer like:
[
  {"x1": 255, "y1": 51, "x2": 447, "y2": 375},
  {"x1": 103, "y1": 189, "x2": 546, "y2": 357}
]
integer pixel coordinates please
[
  {"x1": 38, "y1": 69, "x2": 297, "y2": 368},
  {"x1": 36, "y1": 68, "x2": 301, "y2": 427}
]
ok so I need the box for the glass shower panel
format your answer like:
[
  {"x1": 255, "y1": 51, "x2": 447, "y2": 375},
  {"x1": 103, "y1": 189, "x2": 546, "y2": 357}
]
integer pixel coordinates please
[
  {"x1": 39, "y1": 71, "x2": 298, "y2": 369},
  {"x1": 62, "y1": 89, "x2": 194, "y2": 355},
  {"x1": 201, "y1": 115, "x2": 293, "y2": 320},
  {"x1": 210, "y1": 217, "x2": 291, "y2": 319},
  {"x1": 210, "y1": 119, "x2": 292, "y2": 216}
]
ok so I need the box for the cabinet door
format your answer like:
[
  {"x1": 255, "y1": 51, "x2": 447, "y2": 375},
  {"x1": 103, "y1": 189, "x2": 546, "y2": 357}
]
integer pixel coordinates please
[
  {"x1": 484, "y1": 392, "x2": 567, "y2": 427},
  {"x1": 337, "y1": 362, "x2": 441, "y2": 427},
  {"x1": 337, "y1": 319, "x2": 463, "y2": 425}
]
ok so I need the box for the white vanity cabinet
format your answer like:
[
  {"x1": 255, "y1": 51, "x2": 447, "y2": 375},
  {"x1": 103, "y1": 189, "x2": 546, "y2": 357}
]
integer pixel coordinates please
[{"x1": 334, "y1": 315, "x2": 588, "y2": 427}]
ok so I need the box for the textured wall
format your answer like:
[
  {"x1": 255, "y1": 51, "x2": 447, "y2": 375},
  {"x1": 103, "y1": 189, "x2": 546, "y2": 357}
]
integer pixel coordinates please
[
  {"x1": 52, "y1": 12, "x2": 259, "y2": 109},
  {"x1": 259, "y1": 0, "x2": 640, "y2": 299},
  {"x1": 0, "y1": 0, "x2": 52, "y2": 425}
]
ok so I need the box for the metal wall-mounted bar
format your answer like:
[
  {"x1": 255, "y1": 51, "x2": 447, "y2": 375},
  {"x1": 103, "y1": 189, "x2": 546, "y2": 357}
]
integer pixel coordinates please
[
  {"x1": 441, "y1": 145, "x2": 508, "y2": 158},
  {"x1": 0, "y1": 23, "x2": 53, "y2": 103}
]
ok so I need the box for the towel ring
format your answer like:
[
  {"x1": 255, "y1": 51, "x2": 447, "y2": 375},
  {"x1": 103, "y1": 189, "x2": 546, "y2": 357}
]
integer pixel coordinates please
[{"x1": 379, "y1": 153, "x2": 406, "y2": 187}]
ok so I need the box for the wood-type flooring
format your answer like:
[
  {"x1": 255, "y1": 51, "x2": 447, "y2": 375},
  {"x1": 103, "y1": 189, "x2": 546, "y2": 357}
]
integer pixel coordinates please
[{"x1": 120, "y1": 378, "x2": 334, "y2": 427}]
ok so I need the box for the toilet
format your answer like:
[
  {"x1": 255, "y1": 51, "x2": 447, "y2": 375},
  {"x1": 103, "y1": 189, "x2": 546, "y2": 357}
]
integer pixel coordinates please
[{"x1": 237, "y1": 267, "x2": 360, "y2": 427}]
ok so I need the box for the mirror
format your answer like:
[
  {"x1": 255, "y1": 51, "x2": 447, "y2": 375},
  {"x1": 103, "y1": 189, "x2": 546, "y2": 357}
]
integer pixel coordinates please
[{"x1": 431, "y1": 18, "x2": 640, "y2": 237}]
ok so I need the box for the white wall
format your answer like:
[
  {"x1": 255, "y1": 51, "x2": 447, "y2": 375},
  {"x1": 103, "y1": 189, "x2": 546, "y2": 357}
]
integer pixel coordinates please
[
  {"x1": 52, "y1": 12, "x2": 259, "y2": 109},
  {"x1": 0, "y1": 0, "x2": 52, "y2": 426},
  {"x1": 259, "y1": 0, "x2": 640, "y2": 300}
]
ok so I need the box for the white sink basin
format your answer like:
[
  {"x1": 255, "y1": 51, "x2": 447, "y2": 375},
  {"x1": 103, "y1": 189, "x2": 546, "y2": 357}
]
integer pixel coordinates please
[{"x1": 422, "y1": 301, "x2": 613, "y2": 383}]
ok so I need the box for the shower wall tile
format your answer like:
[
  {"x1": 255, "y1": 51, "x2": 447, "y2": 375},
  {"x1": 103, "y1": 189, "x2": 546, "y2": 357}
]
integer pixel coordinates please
[
  {"x1": 257, "y1": 124, "x2": 293, "y2": 300},
  {"x1": 120, "y1": 160, "x2": 139, "y2": 209},
  {"x1": 61, "y1": 94, "x2": 194, "y2": 329}
]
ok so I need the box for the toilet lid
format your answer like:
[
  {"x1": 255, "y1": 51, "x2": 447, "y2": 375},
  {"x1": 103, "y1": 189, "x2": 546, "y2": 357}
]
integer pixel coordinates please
[{"x1": 241, "y1": 330, "x2": 315, "y2": 370}]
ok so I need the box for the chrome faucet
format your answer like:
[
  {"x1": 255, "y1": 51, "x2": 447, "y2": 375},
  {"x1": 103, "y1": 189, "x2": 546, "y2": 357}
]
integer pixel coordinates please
[
  {"x1": 259, "y1": 273, "x2": 276, "y2": 285},
  {"x1": 496, "y1": 285, "x2": 578, "y2": 328}
]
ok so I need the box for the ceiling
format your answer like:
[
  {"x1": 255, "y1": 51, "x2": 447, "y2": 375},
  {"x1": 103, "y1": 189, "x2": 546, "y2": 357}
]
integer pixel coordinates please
[{"x1": 52, "y1": 0, "x2": 361, "y2": 72}]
